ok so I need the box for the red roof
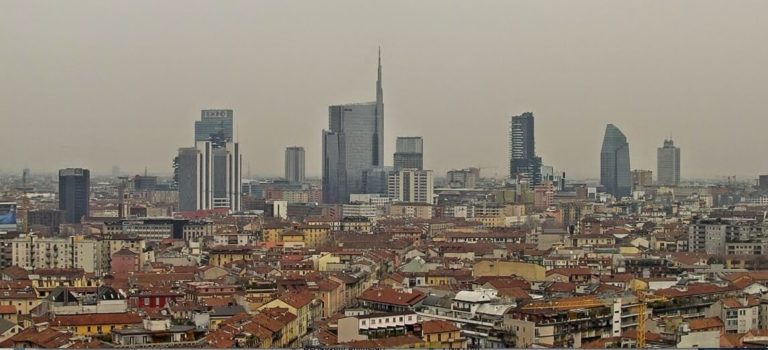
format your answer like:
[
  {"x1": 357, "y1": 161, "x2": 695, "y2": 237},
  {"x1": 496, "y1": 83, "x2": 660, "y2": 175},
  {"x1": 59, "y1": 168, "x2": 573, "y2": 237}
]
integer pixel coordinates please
[
  {"x1": 689, "y1": 317, "x2": 724, "y2": 331},
  {"x1": 358, "y1": 287, "x2": 426, "y2": 307},
  {"x1": 279, "y1": 291, "x2": 314, "y2": 309},
  {"x1": 7, "y1": 327, "x2": 70, "y2": 348},
  {"x1": 421, "y1": 319, "x2": 460, "y2": 334}
]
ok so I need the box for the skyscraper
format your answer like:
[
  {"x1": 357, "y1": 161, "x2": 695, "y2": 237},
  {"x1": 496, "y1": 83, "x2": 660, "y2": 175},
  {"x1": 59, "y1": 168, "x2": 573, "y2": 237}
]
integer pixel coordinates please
[
  {"x1": 510, "y1": 112, "x2": 542, "y2": 185},
  {"x1": 58, "y1": 168, "x2": 90, "y2": 223},
  {"x1": 394, "y1": 137, "x2": 424, "y2": 170},
  {"x1": 177, "y1": 141, "x2": 242, "y2": 212},
  {"x1": 600, "y1": 124, "x2": 631, "y2": 198},
  {"x1": 285, "y1": 147, "x2": 306, "y2": 183},
  {"x1": 362, "y1": 166, "x2": 393, "y2": 196},
  {"x1": 657, "y1": 139, "x2": 680, "y2": 186},
  {"x1": 322, "y1": 51, "x2": 384, "y2": 203},
  {"x1": 388, "y1": 169, "x2": 434, "y2": 204},
  {"x1": 195, "y1": 109, "x2": 234, "y2": 145}
]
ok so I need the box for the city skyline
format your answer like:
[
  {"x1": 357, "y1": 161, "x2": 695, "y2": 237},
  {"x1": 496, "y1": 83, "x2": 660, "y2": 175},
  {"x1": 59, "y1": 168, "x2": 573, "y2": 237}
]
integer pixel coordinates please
[{"x1": 3, "y1": 1, "x2": 768, "y2": 179}]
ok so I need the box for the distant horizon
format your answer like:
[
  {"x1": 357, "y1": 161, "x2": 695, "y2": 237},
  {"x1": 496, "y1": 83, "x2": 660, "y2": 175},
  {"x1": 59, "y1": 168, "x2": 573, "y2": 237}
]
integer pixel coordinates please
[{"x1": 3, "y1": 1, "x2": 768, "y2": 179}]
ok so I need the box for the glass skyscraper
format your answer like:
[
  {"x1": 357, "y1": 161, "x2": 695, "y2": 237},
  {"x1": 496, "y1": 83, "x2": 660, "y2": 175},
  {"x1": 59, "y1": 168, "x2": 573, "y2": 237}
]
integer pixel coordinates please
[
  {"x1": 600, "y1": 124, "x2": 631, "y2": 198},
  {"x1": 58, "y1": 168, "x2": 90, "y2": 223},
  {"x1": 195, "y1": 109, "x2": 233, "y2": 145},
  {"x1": 510, "y1": 112, "x2": 542, "y2": 185},
  {"x1": 323, "y1": 51, "x2": 384, "y2": 203}
]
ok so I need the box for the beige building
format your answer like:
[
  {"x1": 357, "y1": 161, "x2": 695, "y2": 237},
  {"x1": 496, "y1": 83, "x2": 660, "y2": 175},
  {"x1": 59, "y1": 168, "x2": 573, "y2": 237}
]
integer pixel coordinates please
[{"x1": 472, "y1": 260, "x2": 546, "y2": 281}]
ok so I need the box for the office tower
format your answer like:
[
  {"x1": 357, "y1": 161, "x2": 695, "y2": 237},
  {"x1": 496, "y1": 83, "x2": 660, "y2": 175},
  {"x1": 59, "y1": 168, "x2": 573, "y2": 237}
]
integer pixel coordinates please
[
  {"x1": 21, "y1": 168, "x2": 30, "y2": 186},
  {"x1": 600, "y1": 124, "x2": 631, "y2": 198},
  {"x1": 657, "y1": 139, "x2": 681, "y2": 186},
  {"x1": 388, "y1": 169, "x2": 434, "y2": 204},
  {"x1": 58, "y1": 168, "x2": 90, "y2": 223},
  {"x1": 177, "y1": 142, "x2": 212, "y2": 212},
  {"x1": 447, "y1": 168, "x2": 480, "y2": 189},
  {"x1": 322, "y1": 51, "x2": 384, "y2": 203},
  {"x1": 362, "y1": 166, "x2": 393, "y2": 195},
  {"x1": 285, "y1": 147, "x2": 306, "y2": 183},
  {"x1": 111, "y1": 166, "x2": 120, "y2": 178},
  {"x1": 394, "y1": 137, "x2": 424, "y2": 170},
  {"x1": 195, "y1": 109, "x2": 234, "y2": 145},
  {"x1": 632, "y1": 169, "x2": 653, "y2": 190},
  {"x1": 133, "y1": 175, "x2": 158, "y2": 192},
  {"x1": 760, "y1": 175, "x2": 768, "y2": 193},
  {"x1": 510, "y1": 112, "x2": 542, "y2": 185},
  {"x1": 177, "y1": 141, "x2": 242, "y2": 212}
]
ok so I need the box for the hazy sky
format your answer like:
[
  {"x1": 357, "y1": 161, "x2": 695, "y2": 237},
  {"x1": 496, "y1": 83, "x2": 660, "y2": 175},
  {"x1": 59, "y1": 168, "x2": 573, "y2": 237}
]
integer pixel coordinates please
[{"x1": 2, "y1": 0, "x2": 767, "y2": 179}]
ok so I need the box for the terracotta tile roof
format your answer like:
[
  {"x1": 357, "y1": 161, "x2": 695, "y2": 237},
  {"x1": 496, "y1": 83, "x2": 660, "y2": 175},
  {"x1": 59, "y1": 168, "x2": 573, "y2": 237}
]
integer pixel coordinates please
[
  {"x1": 205, "y1": 328, "x2": 236, "y2": 348},
  {"x1": 358, "y1": 287, "x2": 426, "y2": 307},
  {"x1": 547, "y1": 281, "x2": 576, "y2": 293},
  {"x1": 495, "y1": 287, "x2": 531, "y2": 300},
  {"x1": 689, "y1": 317, "x2": 724, "y2": 331},
  {"x1": 600, "y1": 273, "x2": 634, "y2": 283},
  {"x1": 484, "y1": 277, "x2": 530, "y2": 290},
  {"x1": 721, "y1": 333, "x2": 745, "y2": 348},
  {"x1": 421, "y1": 319, "x2": 460, "y2": 334},
  {"x1": 0, "y1": 305, "x2": 16, "y2": 314},
  {"x1": 260, "y1": 307, "x2": 297, "y2": 325},
  {"x1": 1, "y1": 266, "x2": 29, "y2": 280},
  {"x1": 8, "y1": 326, "x2": 71, "y2": 348},
  {"x1": 546, "y1": 267, "x2": 594, "y2": 277},
  {"x1": 722, "y1": 297, "x2": 760, "y2": 308},
  {"x1": 621, "y1": 330, "x2": 662, "y2": 342},
  {"x1": 279, "y1": 290, "x2": 314, "y2": 309}
]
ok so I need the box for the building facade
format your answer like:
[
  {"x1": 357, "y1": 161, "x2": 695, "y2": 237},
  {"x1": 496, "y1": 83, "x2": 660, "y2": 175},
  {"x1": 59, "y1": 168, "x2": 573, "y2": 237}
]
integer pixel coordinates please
[
  {"x1": 631, "y1": 169, "x2": 653, "y2": 190},
  {"x1": 510, "y1": 112, "x2": 542, "y2": 185},
  {"x1": 600, "y1": 124, "x2": 631, "y2": 198},
  {"x1": 195, "y1": 109, "x2": 233, "y2": 144},
  {"x1": 394, "y1": 137, "x2": 424, "y2": 170},
  {"x1": 322, "y1": 52, "x2": 384, "y2": 203},
  {"x1": 285, "y1": 146, "x2": 306, "y2": 184},
  {"x1": 58, "y1": 168, "x2": 90, "y2": 224},
  {"x1": 657, "y1": 139, "x2": 681, "y2": 186},
  {"x1": 177, "y1": 141, "x2": 241, "y2": 212},
  {"x1": 388, "y1": 169, "x2": 434, "y2": 204}
]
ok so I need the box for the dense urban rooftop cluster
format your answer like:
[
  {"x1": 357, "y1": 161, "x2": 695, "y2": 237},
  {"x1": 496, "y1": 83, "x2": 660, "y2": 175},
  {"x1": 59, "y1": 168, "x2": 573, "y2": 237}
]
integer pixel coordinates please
[
  {"x1": 2, "y1": 168, "x2": 768, "y2": 349},
  {"x1": 2, "y1": 55, "x2": 768, "y2": 349}
]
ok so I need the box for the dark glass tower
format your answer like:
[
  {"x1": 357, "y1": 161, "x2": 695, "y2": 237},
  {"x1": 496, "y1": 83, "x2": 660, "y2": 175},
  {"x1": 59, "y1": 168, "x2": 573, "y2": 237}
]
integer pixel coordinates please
[
  {"x1": 323, "y1": 50, "x2": 384, "y2": 203},
  {"x1": 510, "y1": 112, "x2": 541, "y2": 185},
  {"x1": 600, "y1": 124, "x2": 631, "y2": 198},
  {"x1": 58, "y1": 168, "x2": 90, "y2": 223}
]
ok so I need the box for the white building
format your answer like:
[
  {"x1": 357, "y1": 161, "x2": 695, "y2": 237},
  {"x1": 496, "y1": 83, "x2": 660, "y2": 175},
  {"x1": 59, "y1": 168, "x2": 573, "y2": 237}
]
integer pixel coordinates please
[
  {"x1": 12, "y1": 234, "x2": 104, "y2": 274},
  {"x1": 388, "y1": 169, "x2": 434, "y2": 204}
]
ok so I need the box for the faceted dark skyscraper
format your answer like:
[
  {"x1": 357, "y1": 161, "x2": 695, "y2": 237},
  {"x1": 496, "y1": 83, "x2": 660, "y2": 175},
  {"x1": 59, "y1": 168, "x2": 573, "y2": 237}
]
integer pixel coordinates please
[
  {"x1": 58, "y1": 168, "x2": 90, "y2": 223},
  {"x1": 509, "y1": 112, "x2": 541, "y2": 185},
  {"x1": 322, "y1": 50, "x2": 384, "y2": 203},
  {"x1": 600, "y1": 124, "x2": 631, "y2": 198}
]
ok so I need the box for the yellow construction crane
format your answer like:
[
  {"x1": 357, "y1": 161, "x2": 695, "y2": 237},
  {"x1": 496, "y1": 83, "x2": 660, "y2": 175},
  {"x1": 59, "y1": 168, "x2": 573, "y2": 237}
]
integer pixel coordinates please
[
  {"x1": 520, "y1": 297, "x2": 606, "y2": 310},
  {"x1": 637, "y1": 293, "x2": 646, "y2": 348}
]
